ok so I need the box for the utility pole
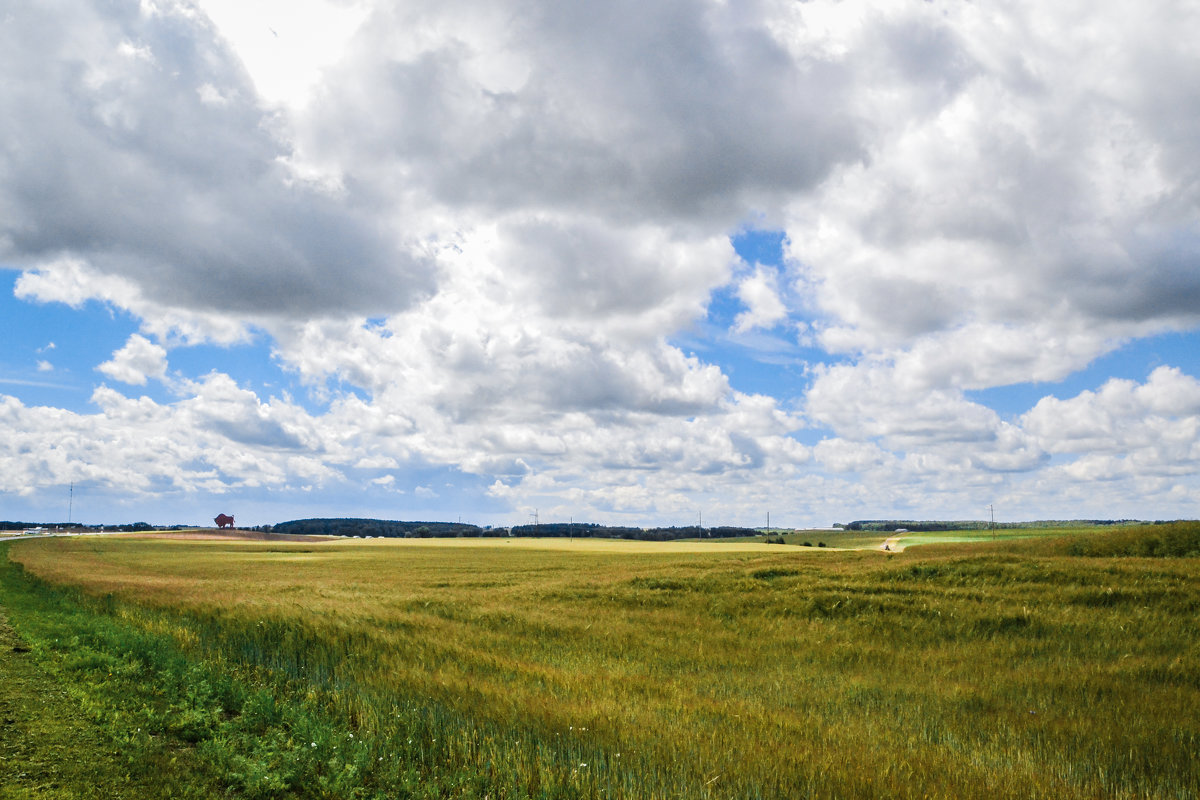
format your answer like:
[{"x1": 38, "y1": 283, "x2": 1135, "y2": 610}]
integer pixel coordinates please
[
  {"x1": 68, "y1": 482, "x2": 73, "y2": 526},
  {"x1": 990, "y1": 504, "x2": 995, "y2": 541}
]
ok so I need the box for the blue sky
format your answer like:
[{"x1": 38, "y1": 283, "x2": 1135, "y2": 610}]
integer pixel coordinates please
[
  {"x1": 677, "y1": 230, "x2": 816, "y2": 404},
  {"x1": 965, "y1": 332, "x2": 1200, "y2": 420},
  {"x1": 3, "y1": 0, "x2": 1200, "y2": 528},
  {"x1": 1, "y1": 272, "x2": 135, "y2": 411}
]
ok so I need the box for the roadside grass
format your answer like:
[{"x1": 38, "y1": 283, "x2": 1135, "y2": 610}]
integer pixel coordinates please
[
  {"x1": 0, "y1": 553, "x2": 226, "y2": 799},
  {"x1": 1, "y1": 605, "x2": 164, "y2": 799},
  {"x1": 4, "y1": 523, "x2": 1200, "y2": 799}
]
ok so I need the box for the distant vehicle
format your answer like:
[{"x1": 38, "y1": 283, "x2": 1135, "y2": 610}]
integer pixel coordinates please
[{"x1": 22, "y1": 527, "x2": 47, "y2": 535}]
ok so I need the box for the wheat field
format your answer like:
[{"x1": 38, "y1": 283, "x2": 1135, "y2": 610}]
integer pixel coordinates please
[{"x1": 4, "y1": 525, "x2": 1199, "y2": 799}]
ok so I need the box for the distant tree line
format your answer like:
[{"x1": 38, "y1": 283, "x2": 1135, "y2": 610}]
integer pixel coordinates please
[
  {"x1": 0, "y1": 520, "x2": 163, "y2": 531},
  {"x1": 842, "y1": 519, "x2": 1149, "y2": 532},
  {"x1": 272, "y1": 518, "x2": 484, "y2": 538},
  {"x1": 506, "y1": 523, "x2": 759, "y2": 541},
  {"x1": 271, "y1": 518, "x2": 762, "y2": 541}
]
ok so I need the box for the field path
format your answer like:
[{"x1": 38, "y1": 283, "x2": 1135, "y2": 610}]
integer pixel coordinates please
[{"x1": 880, "y1": 534, "x2": 906, "y2": 552}]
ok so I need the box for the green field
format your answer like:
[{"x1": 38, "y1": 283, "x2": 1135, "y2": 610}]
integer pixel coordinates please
[
  {"x1": 705, "y1": 526, "x2": 1087, "y2": 550},
  {"x1": 2, "y1": 524, "x2": 1199, "y2": 799}
]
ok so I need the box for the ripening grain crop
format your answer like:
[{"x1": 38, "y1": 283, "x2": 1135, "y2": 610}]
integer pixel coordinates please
[{"x1": 6, "y1": 525, "x2": 1200, "y2": 799}]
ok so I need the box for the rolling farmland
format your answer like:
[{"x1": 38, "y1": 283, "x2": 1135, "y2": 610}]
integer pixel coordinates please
[{"x1": 2, "y1": 525, "x2": 1198, "y2": 799}]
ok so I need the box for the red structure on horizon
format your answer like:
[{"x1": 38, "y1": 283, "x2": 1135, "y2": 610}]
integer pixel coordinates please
[{"x1": 214, "y1": 513, "x2": 235, "y2": 529}]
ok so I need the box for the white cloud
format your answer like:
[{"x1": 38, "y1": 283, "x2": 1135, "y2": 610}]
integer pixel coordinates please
[
  {"x1": 16, "y1": 258, "x2": 255, "y2": 346},
  {"x1": 734, "y1": 265, "x2": 788, "y2": 333},
  {"x1": 192, "y1": 0, "x2": 369, "y2": 109},
  {"x1": 97, "y1": 334, "x2": 168, "y2": 386},
  {"x1": 355, "y1": 455, "x2": 399, "y2": 470},
  {"x1": 813, "y1": 438, "x2": 892, "y2": 474},
  {"x1": 1023, "y1": 367, "x2": 1200, "y2": 466},
  {"x1": 806, "y1": 361, "x2": 1004, "y2": 446},
  {"x1": 36, "y1": 360, "x2": 53, "y2": 373},
  {"x1": 0, "y1": 1, "x2": 432, "y2": 322},
  {"x1": 196, "y1": 83, "x2": 230, "y2": 107},
  {"x1": 14, "y1": 258, "x2": 144, "y2": 312},
  {"x1": 177, "y1": 372, "x2": 315, "y2": 451},
  {"x1": 783, "y1": 1, "x2": 1200, "y2": 376},
  {"x1": 3, "y1": 0, "x2": 1200, "y2": 525}
]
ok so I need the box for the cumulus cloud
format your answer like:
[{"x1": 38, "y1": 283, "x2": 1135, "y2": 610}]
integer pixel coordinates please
[
  {"x1": 813, "y1": 438, "x2": 893, "y2": 474},
  {"x1": 0, "y1": 0, "x2": 431, "y2": 321},
  {"x1": 296, "y1": 0, "x2": 861, "y2": 223},
  {"x1": 97, "y1": 334, "x2": 169, "y2": 386},
  {"x1": 734, "y1": 265, "x2": 788, "y2": 333},
  {"x1": 806, "y1": 361, "x2": 1004, "y2": 446},
  {"x1": 3, "y1": 0, "x2": 1200, "y2": 524},
  {"x1": 783, "y1": 1, "x2": 1200, "y2": 370},
  {"x1": 15, "y1": 258, "x2": 255, "y2": 345},
  {"x1": 176, "y1": 372, "x2": 314, "y2": 451},
  {"x1": 1024, "y1": 367, "x2": 1200, "y2": 467}
]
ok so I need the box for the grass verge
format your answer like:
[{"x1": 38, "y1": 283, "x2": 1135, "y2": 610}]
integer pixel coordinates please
[{"x1": 0, "y1": 549, "x2": 227, "y2": 798}]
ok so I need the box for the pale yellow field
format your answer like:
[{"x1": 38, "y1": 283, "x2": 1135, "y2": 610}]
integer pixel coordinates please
[{"x1": 128, "y1": 529, "x2": 857, "y2": 553}]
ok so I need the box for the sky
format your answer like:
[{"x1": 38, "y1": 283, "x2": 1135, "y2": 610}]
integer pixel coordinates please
[{"x1": 2, "y1": 0, "x2": 1200, "y2": 529}]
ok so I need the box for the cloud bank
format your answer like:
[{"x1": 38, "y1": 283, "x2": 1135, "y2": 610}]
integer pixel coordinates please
[{"x1": 2, "y1": 0, "x2": 1198, "y2": 525}]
